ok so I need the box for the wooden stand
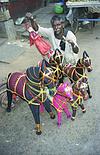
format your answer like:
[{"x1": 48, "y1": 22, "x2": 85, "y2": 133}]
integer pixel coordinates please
[{"x1": 0, "y1": 19, "x2": 16, "y2": 40}]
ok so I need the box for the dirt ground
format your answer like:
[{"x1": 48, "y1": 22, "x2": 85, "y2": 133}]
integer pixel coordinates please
[{"x1": 0, "y1": 23, "x2": 100, "y2": 155}]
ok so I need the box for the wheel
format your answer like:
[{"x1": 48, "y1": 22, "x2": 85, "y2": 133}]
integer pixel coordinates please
[
  {"x1": 0, "y1": 92, "x2": 22, "y2": 109},
  {"x1": 71, "y1": 18, "x2": 79, "y2": 34},
  {"x1": 0, "y1": 92, "x2": 8, "y2": 109},
  {"x1": 0, "y1": 83, "x2": 7, "y2": 109}
]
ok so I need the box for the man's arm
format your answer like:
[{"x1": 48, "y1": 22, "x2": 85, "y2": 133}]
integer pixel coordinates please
[
  {"x1": 66, "y1": 31, "x2": 79, "y2": 54},
  {"x1": 67, "y1": 40, "x2": 79, "y2": 54},
  {"x1": 30, "y1": 18, "x2": 39, "y2": 31},
  {"x1": 25, "y1": 12, "x2": 39, "y2": 31},
  {"x1": 25, "y1": 12, "x2": 52, "y2": 39}
]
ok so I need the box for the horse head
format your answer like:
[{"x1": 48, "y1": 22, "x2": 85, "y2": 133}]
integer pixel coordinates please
[
  {"x1": 73, "y1": 78, "x2": 89, "y2": 100},
  {"x1": 77, "y1": 51, "x2": 93, "y2": 72},
  {"x1": 49, "y1": 48, "x2": 63, "y2": 81},
  {"x1": 57, "y1": 81, "x2": 73, "y2": 101},
  {"x1": 40, "y1": 58, "x2": 57, "y2": 87},
  {"x1": 49, "y1": 48, "x2": 63, "y2": 65}
]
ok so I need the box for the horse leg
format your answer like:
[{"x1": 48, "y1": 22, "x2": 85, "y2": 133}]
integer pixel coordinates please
[
  {"x1": 79, "y1": 104, "x2": 86, "y2": 113},
  {"x1": 6, "y1": 83, "x2": 13, "y2": 112},
  {"x1": 43, "y1": 98, "x2": 55, "y2": 119},
  {"x1": 87, "y1": 84, "x2": 92, "y2": 98},
  {"x1": 29, "y1": 104, "x2": 42, "y2": 135},
  {"x1": 71, "y1": 107, "x2": 77, "y2": 121},
  {"x1": 57, "y1": 112, "x2": 62, "y2": 127},
  {"x1": 63, "y1": 104, "x2": 71, "y2": 119}
]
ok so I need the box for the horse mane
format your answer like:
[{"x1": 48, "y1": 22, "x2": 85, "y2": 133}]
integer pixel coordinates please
[
  {"x1": 75, "y1": 59, "x2": 85, "y2": 74},
  {"x1": 76, "y1": 59, "x2": 83, "y2": 67}
]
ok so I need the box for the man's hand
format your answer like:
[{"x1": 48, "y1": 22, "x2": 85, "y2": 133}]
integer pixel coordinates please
[
  {"x1": 25, "y1": 12, "x2": 36, "y2": 20},
  {"x1": 25, "y1": 12, "x2": 38, "y2": 31},
  {"x1": 67, "y1": 39, "x2": 74, "y2": 44},
  {"x1": 67, "y1": 40, "x2": 79, "y2": 54}
]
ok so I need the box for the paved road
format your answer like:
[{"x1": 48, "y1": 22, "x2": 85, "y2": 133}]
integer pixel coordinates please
[{"x1": 0, "y1": 5, "x2": 100, "y2": 155}]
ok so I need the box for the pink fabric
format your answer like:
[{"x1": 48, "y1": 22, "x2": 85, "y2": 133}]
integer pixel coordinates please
[
  {"x1": 53, "y1": 94, "x2": 68, "y2": 112},
  {"x1": 52, "y1": 81, "x2": 73, "y2": 126},
  {"x1": 57, "y1": 81, "x2": 73, "y2": 100},
  {"x1": 29, "y1": 31, "x2": 52, "y2": 57},
  {"x1": 40, "y1": 103, "x2": 45, "y2": 113}
]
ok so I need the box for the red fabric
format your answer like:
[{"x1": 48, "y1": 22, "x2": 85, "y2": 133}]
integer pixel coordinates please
[{"x1": 29, "y1": 32, "x2": 52, "y2": 56}]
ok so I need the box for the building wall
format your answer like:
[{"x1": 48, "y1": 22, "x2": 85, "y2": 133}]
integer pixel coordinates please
[{"x1": 8, "y1": 0, "x2": 44, "y2": 20}]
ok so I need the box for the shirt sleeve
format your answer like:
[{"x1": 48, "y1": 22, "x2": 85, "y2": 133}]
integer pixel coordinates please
[
  {"x1": 67, "y1": 31, "x2": 77, "y2": 44},
  {"x1": 38, "y1": 25, "x2": 52, "y2": 39}
]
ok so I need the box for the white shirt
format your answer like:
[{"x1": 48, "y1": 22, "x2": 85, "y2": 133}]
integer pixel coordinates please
[{"x1": 38, "y1": 26, "x2": 79, "y2": 65}]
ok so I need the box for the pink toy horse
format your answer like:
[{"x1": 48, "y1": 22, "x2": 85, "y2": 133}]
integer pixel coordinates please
[
  {"x1": 52, "y1": 81, "x2": 73, "y2": 126},
  {"x1": 40, "y1": 79, "x2": 88, "y2": 126},
  {"x1": 40, "y1": 81, "x2": 73, "y2": 127}
]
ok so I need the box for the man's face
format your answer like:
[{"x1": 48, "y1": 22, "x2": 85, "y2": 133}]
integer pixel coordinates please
[{"x1": 52, "y1": 20, "x2": 64, "y2": 38}]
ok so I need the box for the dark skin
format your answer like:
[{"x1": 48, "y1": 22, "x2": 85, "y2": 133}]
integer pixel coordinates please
[
  {"x1": 51, "y1": 20, "x2": 64, "y2": 40},
  {"x1": 25, "y1": 12, "x2": 79, "y2": 54},
  {"x1": 30, "y1": 18, "x2": 38, "y2": 31}
]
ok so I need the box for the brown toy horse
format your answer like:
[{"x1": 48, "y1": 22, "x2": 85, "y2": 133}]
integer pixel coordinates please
[
  {"x1": 70, "y1": 81, "x2": 88, "y2": 120},
  {"x1": 64, "y1": 51, "x2": 93, "y2": 98}
]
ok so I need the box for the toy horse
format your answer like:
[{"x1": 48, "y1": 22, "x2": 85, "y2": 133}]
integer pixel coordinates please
[
  {"x1": 70, "y1": 81, "x2": 88, "y2": 120},
  {"x1": 6, "y1": 59, "x2": 56, "y2": 135},
  {"x1": 64, "y1": 51, "x2": 93, "y2": 98},
  {"x1": 51, "y1": 81, "x2": 73, "y2": 127}
]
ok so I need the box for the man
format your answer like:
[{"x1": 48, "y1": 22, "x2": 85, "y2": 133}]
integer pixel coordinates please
[{"x1": 25, "y1": 13, "x2": 79, "y2": 66}]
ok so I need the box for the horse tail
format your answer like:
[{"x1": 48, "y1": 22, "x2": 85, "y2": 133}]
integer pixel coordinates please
[{"x1": 7, "y1": 73, "x2": 12, "y2": 89}]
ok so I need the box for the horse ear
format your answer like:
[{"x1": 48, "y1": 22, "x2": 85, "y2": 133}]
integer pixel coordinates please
[
  {"x1": 50, "y1": 49, "x2": 58, "y2": 62},
  {"x1": 41, "y1": 59, "x2": 50, "y2": 72},
  {"x1": 55, "y1": 48, "x2": 62, "y2": 55},
  {"x1": 83, "y1": 51, "x2": 89, "y2": 58},
  {"x1": 54, "y1": 48, "x2": 63, "y2": 64},
  {"x1": 53, "y1": 48, "x2": 59, "y2": 58}
]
